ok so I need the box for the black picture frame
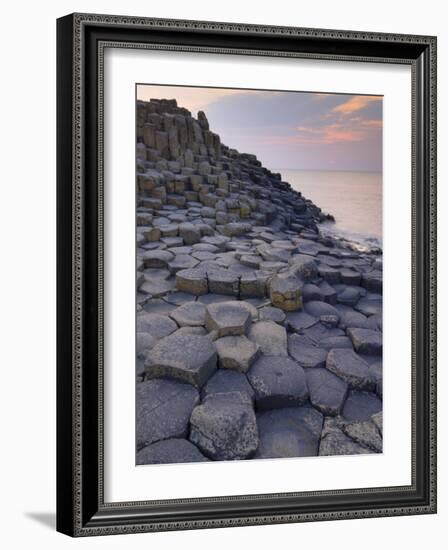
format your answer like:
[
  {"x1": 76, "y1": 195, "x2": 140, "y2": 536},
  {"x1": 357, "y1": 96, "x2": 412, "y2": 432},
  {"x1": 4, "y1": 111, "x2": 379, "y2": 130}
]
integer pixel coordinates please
[{"x1": 56, "y1": 13, "x2": 437, "y2": 537}]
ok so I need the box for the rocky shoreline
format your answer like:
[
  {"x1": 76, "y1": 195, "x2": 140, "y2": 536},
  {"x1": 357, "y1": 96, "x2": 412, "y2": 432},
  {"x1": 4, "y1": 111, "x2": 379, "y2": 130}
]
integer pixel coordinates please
[{"x1": 136, "y1": 98, "x2": 383, "y2": 464}]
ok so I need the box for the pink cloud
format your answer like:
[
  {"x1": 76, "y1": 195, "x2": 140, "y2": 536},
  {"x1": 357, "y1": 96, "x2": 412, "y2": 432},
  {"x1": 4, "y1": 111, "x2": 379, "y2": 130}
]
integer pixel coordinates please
[{"x1": 332, "y1": 95, "x2": 382, "y2": 115}]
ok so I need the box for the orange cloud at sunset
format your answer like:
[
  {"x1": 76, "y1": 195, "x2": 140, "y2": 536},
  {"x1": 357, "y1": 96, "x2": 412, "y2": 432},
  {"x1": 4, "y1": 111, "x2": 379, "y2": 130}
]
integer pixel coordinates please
[{"x1": 332, "y1": 95, "x2": 382, "y2": 115}]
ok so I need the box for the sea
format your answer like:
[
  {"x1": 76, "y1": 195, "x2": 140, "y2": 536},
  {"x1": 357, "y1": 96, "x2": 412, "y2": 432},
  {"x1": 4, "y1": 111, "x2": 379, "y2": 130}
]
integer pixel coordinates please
[{"x1": 279, "y1": 169, "x2": 383, "y2": 252}]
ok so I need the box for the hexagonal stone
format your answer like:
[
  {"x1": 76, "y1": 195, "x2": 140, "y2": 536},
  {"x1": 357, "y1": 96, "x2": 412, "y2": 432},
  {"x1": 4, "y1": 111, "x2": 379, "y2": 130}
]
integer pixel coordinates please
[
  {"x1": 326, "y1": 348, "x2": 376, "y2": 390},
  {"x1": 347, "y1": 328, "x2": 382, "y2": 356},
  {"x1": 319, "y1": 336, "x2": 353, "y2": 349},
  {"x1": 303, "y1": 322, "x2": 345, "y2": 342},
  {"x1": 362, "y1": 271, "x2": 382, "y2": 293},
  {"x1": 136, "y1": 313, "x2": 177, "y2": 339},
  {"x1": 144, "y1": 333, "x2": 217, "y2": 388},
  {"x1": 285, "y1": 311, "x2": 318, "y2": 332},
  {"x1": 339, "y1": 310, "x2": 377, "y2": 330},
  {"x1": 136, "y1": 379, "x2": 199, "y2": 450},
  {"x1": 176, "y1": 268, "x2": 208, "y2": 295},
  {"x1": 319, "y1": 280, "x2": 337, "y2": 304},
  {"x1": 259, "y1": 306, "x2": 286, "y2": 324},
  {"x1": 141, "y1": 249, "x2": 174, "y2": 269},
  {"x1": 305, "y1": 300, "x2": 340, "y2": 320},
  {"x1": 248, "y1": 321, "x2": 288, "y2": 356},
  {"x1": 197, "y1": 293, "x2": 237, "y2": 305},
  {"x1": 205, "y1": 301, "x2": 252, "y2": 337},
  {"x1": 248, "y1": 356, "x2": 308, "y2": 410},
  {"x1": 136, "y1": 332, "x2": 157, "y2": 360},
  {"x1": 139, "y1": 278, "x2": 176, "y2": 297},
  {"x1": 340, "y1": 269, "x2": 362, "y2": 286},
  {"x1": 354, "y1": 297, "x2": 382, "y2": 317},
  {"x1": 201, "y1": 369, "x2": 255, "y2": 401},
  {"x1": 178, "y1": 222, "x2": 201, "y2": 245},
  {"x1": 319, "y1": 417, "x2": 372, "y2": 456},
  {"x1": 137, "y1": 438, "x2": 209, "y2": 465},
  {"x1": 337, "y1": 287, "x2": 361, "y2": 306},
  {"x1": 163, "y1": 292, "x2": 196, "y2": 306},
  {"x1": 342, "y1": 390, "x2": 382, "y2": 421},
  {"x1": 255, "y1": 405, "x2": 323, "y2": 459},
  {"x1": 342, "y1": 420, "x2": 382, "y2": 452},
  {"x1": 318, "y1": 265, "x2": 340, "y2": 284},
  {"x1": 215, "y1": 336, "x2": 260, "y2": 372},
  {"x1": 302, "y1": 283, "x2": 323, "y2": 302},
  {"x1": 189, "y1": 392, "x2": 258, "y2": 460},
  {"x1": 287, "y1": 334, "x2": 328, "y2": 368},
  {"x1": 207, "y1": 270, "x2": 240, "y2": 296},
  {"x1": 269, "y1": 273, "x2": 303, "y2": 311},
  {"x1": 288, "y1": 254, "x2": 318, "y2": 281},
  {"x1": 169, "y1": 302, "x2": 207, "y2": 327},
  {"x1": 306, "y1": 368, "x2": 348, "y2": 415},
  {"x1": 168, "y1": 254, "x2": 199, "y2": 274},
  {"x1": 143, "y1": 227, "x2": 161, "y2": 242},
  {"x1": 239, "y1": 272, "x2": 268, "y2": 298}
]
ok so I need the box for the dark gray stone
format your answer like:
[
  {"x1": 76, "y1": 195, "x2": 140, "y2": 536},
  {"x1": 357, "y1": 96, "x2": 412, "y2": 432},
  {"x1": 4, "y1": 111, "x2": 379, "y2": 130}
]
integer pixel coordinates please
[
  {"x1": 189, "y1": 392, "x2": 258, "y2": 460},
  {"x1": 337, "y1": 287, "x2": 361, "y2": 306},
  {"x1": 319, "y1": 336, "x2": 353, "y2": 349},
  {"x1": 141, "y1": 249, "x2": 174, "y2": 269},
  {"x1": 288, "y1": 333, "x2": 328, "y2": 368},
  {"x1": 215, "y1": 335, "x2": 260, "y2": 372},
  {"x1": 354, "y1": 298, "x2": 382, "y2": 317},
  {"x1": 201, "y1": 369, "x2": 255, "y2": 401},
  {"x1": 342, "y1": 420, "x2": 382, "y2": 452},
  {"x1": 339, "y1": 310, "x2": 377, "y2": 330},
  {"x1": 259, "y1": 306, "x2": 286, "y2": 324},
  {"x1": 248, "y1": 356, "x2": 309, "y2": 410},
  {"x1": 176, "y1": 268, "x2": 208, "y2": 295},
  {"x1": 284, "y1": 311, "x2": 318, "y2": 332},
  {"x1": 207, "y1": 270, "x2": 240, "y2": 296},
  {"x1": 362, "y1": 271, "x2": 383, "y2": 293},
  {"x1": 136, "y1": 379, "x2": 199, "y2": 449},
  {"x1": 137, "y1": 438, "x2": 209, "y2": 465},
  {"x1": 306, "y1": 368, "x2": 349, "y2": 415},
  {"x1": 347, "y1": 328, "x2": 382, "y2": 356},
  {"x1": 255, "y1": 406, "x2": 323, "y2": 458},
  {"x1": 302, "y1": 283, "x2": 323, "y2": 302},
  {"x1": 342, "y1": 390, "x2": 382, "y2": 421},
  {"x1": 205, "y1": 301, "x2": 252, "y2": 337},
  {"x1": 288, "y1": 254, "x2": 318, "y2": 281},
  {"x1": 144, "y1": 332, "x2": 217, "y2": 388},
  {"x1": 169, "y1": 301, "x2": 207, "y2": 327},
  {"x1": 168, "y1": 254, "x2": 199, "y2": 274},
  {"x1": 248, "y1": 321, "x2": 288, "y2": 356},
  {"x1": 326, "y1": 348, "x2": 376, "y2": 390},
  {"x1": 136, "y1": 313, "x2": 178, "y2": 339},
  {"x1": 319, "y1": 417, "x2": 372, "y2": 456},
  {"x1": 305, "y1": 300, "x2": 340, "y2": 320}
]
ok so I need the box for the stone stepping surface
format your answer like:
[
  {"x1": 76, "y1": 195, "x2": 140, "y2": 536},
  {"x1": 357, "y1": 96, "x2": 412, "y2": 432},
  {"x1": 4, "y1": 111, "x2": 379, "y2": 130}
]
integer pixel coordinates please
[
  {"x1": 135, "y1": 97, "x2": 383, "y2": 464},
  {"x1": 137, "y1": 438, "x2": 209, "y2": 465},
  {"x1": 189, "y1": 392, "x2": 258, "y2": 460},
  {"x1": 255, "y1": 406, "x2": 323, "y2": 459},
  {"x1": 247, "y1": 356, "x2": 309, "y2": 410},
  {"x1": 136, "y1": 379, "x2": 199, "y2": 450},
  {"x1": 144, "y1": 332, "x2": 217, "y2": 388}
]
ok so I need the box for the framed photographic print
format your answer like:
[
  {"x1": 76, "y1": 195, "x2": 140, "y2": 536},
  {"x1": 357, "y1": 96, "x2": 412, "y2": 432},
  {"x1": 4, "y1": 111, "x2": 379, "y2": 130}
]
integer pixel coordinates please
[{"x1": 56, "y1": 13, "x2": 437, "y2": 536}]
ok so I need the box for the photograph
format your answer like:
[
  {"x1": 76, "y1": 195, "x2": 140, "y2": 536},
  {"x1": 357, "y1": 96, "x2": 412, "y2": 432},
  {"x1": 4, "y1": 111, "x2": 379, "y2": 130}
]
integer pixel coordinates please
[{"x1": 135, "y1": 84, "x2": 383, "y2": 465}]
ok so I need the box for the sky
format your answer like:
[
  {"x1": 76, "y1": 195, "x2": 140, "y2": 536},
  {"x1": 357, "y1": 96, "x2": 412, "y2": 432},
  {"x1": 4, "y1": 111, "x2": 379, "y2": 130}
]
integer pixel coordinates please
[{"x1": 137, "y1": 84, "x2": 382, "y2": 172}]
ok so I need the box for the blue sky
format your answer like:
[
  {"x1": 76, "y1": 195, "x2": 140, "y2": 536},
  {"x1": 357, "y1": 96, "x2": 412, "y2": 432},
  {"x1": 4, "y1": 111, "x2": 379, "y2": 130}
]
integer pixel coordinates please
[{"x1": 137, "y1": 85, "x2": 382, "y2": 172}]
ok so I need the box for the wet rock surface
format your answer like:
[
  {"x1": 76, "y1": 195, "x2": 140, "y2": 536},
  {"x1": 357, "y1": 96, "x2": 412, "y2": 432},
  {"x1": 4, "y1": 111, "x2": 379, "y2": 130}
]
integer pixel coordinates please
[{"x1": 135, "y1": 98, "x2": 382, "y2": 464}]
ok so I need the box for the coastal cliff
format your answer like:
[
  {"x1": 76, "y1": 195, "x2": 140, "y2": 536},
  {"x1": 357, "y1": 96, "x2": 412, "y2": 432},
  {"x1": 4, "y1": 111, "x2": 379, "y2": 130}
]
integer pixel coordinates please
[{"x1": 136, "y1": 98, "x2": 383, "y2": 464}]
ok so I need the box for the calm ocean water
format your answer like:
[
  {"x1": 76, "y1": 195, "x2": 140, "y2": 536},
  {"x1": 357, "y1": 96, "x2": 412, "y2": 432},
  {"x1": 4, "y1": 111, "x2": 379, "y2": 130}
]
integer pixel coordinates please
[{"x1": 280, "y1": 169, "x2": 383, "y2": 249}]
